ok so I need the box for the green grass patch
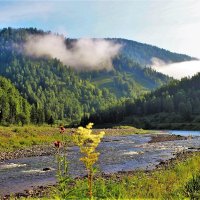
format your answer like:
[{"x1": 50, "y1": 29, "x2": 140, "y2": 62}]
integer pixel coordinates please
[
  {"x1": 185, "y1": 174, "x2": 200, "y2": 199},
  {"x1": 52, "y1": 152, "x2": 200, "y2": 199},
  {"x1": 0, "y1": 125, "x2": 149, "y2": 152},
  {"x1": 0, "y1": 125, "x2": 70, "y2": 152},
  {"x1": 112, "y1": 125, "x2": 148, "y2": 134}
]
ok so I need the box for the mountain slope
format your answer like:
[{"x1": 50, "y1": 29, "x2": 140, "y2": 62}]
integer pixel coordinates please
[
  {"x1": 80, "y1": 55, "x2": 171, "y2": 98},
  {"x1": 109, "y1": 38, "x2": 196, "y2": 66},
  {"x1": 88, "y1": 73, "x2": 200, "y2": 129},
  {"x1": 0, "y1": 27, "x2": 194, "y2": 125}
]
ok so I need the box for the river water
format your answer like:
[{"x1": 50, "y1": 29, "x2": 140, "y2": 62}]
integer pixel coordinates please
[{"x1": 0, "y1": 130, "x2": 200, "y2": 196}]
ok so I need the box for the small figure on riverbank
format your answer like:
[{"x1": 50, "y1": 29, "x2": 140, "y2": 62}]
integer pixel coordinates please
[
  {"x1": 54, "y1": 141, "x2": 62, "y2": 148},
  {"x1": 59, "y1": 125, "x2": 65, "y2": 134}
]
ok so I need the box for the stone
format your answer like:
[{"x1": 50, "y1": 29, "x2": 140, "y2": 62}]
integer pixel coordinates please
[{"x1": 42, "y1": 167, "x2": 51, "y2": 171}]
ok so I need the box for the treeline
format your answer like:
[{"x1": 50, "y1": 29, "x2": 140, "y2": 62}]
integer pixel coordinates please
[
  {"x1": 132, "y1": 73, "x2": 200, "y2": 118},
  {"x1": 0, "y1": 76, "x2": 31, "y2": 125},
  {"x1": 85, "y1": 73, "x2": 200, "y2": 129}
]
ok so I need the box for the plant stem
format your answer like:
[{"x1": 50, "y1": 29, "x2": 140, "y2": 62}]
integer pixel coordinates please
[{"x1": 88, "y1": 168, "x2": 93, "y2": 199}]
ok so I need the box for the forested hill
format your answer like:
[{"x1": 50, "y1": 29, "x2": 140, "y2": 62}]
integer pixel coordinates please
[
  {"x1": 0, "y1": 27, "x2": 195, "y2": 126},
  {"x1": 88, "y1": 73, "x2": 200, "y2": 130},
  {"x1": 108, "y1": 38, "x2": 196, "y2": 66},
  {"x1": 0, "y1": 76, "x2": 31, "y2": 125},
  {"x1": 80, "y1": 55, "x2": 170, "y2": 98}
]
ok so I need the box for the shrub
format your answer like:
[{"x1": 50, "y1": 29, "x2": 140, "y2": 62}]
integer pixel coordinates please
[{"x1": 185, "y1": 174, "x2": 200, "y2": 199}]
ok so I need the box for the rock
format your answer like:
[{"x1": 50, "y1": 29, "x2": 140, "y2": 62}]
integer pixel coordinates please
[
  {"x1": 15, "y1": 192, "x2": 28, "y2": 198},
  {"x1": 43, "y1": 167, "x2": 51, "y2": 171},
  {"x1": 25, "y1": 189, "x2": 34, "y2": 195}
]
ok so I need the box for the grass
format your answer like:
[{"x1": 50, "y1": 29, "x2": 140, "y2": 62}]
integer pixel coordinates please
[
  {"x1": 185, "y1": 174, "x2": 200, "y2": 199},
  {"x1": 0, "y1": 125, "x2": 70, "y2": 152},
  {"x1": 52, "y1": 152, "x2": 200, "y2": 199},
  {"x1": 92, "y1": 75, "x2": 122, "y2": 97},
  {"x1": 91, "y1": 73, "x2": 148, "y2": 98},
  {"x1": 0, "y1": 125, "x2": 148, "y2": 152},
  {"x1": 112, "y1": 125, "x2": 148, "y2": 134}
]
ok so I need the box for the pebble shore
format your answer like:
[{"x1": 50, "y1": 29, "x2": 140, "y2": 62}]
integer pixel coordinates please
[
  {"x1": 0, "y1": 133, "x2": 188, "y2": 161},
  {"x1": 0, "y1": 144, "x2": 57, "y2": 161},
  {"x1": 0, "y1": 133, "x2": 197, "y2": 199},
  {"x1": 2, "y1": 151, "x2": 199, "y2": 200}
]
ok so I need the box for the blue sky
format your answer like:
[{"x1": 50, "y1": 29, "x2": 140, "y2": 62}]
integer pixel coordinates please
[{"x1": 0, "y1": 0, "x2": 200, "y2": 58}]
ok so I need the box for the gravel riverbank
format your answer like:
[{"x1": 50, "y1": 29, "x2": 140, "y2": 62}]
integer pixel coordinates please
[
  {"x1": 0, "y1": 144, "x2": 57, "y2": 161},
  {"x1": 149, "y1": 134, "x2": 188, "y2": 143},
  {"x1": 0, "y1": 133, "x2": 188, "y2": 161},
  {"x1": 0, "y1": 132, "x2": 197, "y2": 199},
  {"x1": 2, "y1": 151, "x2": 199, "y2": 200},
  {"x1": 0, "y1": 128, "x2": 143, "y2": 161}
]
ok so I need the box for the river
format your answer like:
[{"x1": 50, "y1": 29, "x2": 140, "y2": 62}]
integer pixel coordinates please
[{"x1": 0, "y1": 130, "x2": 200, "y2": 196}]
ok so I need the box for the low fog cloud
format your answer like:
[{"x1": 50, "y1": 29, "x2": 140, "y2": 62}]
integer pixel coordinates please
[
  {"x1": 151, "y1": 57, "x2": 171, "y2": 67},
  {"x1": 152, "y1": 59, "x2": 200, "y2": 79},
  {"x1": 24, "y1": 34, "x2": 121, "y2": 70}
]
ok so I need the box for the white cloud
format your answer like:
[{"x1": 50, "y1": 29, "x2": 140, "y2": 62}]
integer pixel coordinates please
[
  {"x1": 152, "y1": 60, "x2": 200, "y2": 79},
  {"x1": 24, "y1": 34, "x2": 121, "y2": 70},
  {"x1": 151, "y1": 57, "x2": 170, "y2": 67}
]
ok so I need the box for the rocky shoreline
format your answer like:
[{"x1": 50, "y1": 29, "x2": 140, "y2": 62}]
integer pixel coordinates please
[
  {"x1": 2, "y1": 185, "x2": 54, "y2": 200},
  {"x1": 0, "y1": 133, "x2": 188, "y2": 162},
  {"x1": 0, "y1": 133, "x2": 197, "y2": 199},
  {"x1": 149, "y1": 134, "x2": 188, "y2": 143},
  {"x1": 2, "y1": 151, "x2": 199, "y2": 200},
  {"x1": 0, "y1": 144, "x2": 57, "y2": 162}
]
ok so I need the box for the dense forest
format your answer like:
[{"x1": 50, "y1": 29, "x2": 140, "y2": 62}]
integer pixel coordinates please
[
  {"x1": 87, "y1": 73, "x2": 200, "y2": 129},
  {"x1": 80, "y1": 55, "x2": 171, "y2": 98},
  {"x1": 0, "y1": 76, "x2": 31, "y2": 125},
  {"x1": 0, "y1": 27, "x2": 196, "y2": 126}
]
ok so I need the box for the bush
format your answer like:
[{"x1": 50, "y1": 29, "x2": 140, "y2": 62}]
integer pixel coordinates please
[{"x1": 185, "y1": 174, "x2": 200, "y2": 199}]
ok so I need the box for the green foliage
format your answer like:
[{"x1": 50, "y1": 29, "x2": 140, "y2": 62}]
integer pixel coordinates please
[
  {"x1": 129, "y1": 73, "x2": 200, "y2": 128},
  {"x1": 185, "y1": 174, "x2": 200, "y2": 199},
  {"x1": 0, "y1": 76, "x2": 31, "y2": 125},
  {"x1": 0, "y1": 27, "x2": 179, "y2": 126},
  {"x1": 0, "y1": 125, "x2": 67, "y2": 152},
  {"x1": 54, "y1": 154, "x2": 75, "y2": 199},
  {"x1": 81, "y1": 55, "x2": 172, "y2": 99},
  {"x1": 0, "y1": 28, "x2": 119, "y2": 125},
  {"x1": 48, "y1": 115, "x2": 54, "y2": 127},
  {"x1": 89, "y1": 73, "x2": 200, "y2": 129}
]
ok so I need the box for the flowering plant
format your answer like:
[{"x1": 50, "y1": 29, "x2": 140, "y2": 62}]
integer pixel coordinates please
[{"x1": 73, "y1": 123, "x2": 105, "y2": 198}]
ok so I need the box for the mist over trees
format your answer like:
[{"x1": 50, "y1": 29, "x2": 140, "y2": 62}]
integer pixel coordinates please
[{"x1": 0, "y1": 28, "x2": 196, "y2": 126}]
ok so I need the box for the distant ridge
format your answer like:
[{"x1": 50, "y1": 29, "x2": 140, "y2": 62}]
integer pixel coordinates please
[{"x1": 107, "y1": 38, "x2": 197, "y2": 66}]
